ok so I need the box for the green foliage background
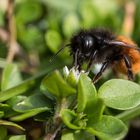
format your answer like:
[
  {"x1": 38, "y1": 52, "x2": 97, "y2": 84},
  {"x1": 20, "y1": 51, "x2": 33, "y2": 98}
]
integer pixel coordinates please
[
  {"x1": 0, "y1": 0, "x2": 140, "y2": 140},
  {"x1": 0, "y1": 0, "x2": 140, "y2": 71}
]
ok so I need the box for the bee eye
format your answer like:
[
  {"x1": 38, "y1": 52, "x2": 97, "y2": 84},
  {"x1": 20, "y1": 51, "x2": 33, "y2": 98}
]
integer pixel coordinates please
[{"x1": 84, "y1": 36, "x2": 93, "y2": 48}]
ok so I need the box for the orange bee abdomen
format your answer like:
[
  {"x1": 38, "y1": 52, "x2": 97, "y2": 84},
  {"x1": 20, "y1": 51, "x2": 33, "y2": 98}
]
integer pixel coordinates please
[{"x1": 114, "y1": 36, "x2": 140, "y2": 74}]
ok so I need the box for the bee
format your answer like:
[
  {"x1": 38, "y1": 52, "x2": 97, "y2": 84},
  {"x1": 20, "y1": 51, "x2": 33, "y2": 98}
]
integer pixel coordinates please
[{"x1": 53, "y1": 28, "x2": 140, "y2": 83}]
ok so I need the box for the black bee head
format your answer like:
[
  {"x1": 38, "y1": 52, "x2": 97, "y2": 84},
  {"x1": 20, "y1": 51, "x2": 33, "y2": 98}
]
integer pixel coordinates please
[
  {"x1": 70, "y1": 32, "x2": 97, "y2": 69},
  {"x1": 80, "y1": 35, "x2": 94, "y2": 50},
  {"x1": 71, "y1": 33, "x2": 96, "y2": 57}
]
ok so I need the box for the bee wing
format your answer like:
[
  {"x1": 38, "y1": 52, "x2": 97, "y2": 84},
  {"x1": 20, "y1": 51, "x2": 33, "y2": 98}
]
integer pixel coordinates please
[{"x1": 109, "y1": 41, "x2": 140, "y2": 51}]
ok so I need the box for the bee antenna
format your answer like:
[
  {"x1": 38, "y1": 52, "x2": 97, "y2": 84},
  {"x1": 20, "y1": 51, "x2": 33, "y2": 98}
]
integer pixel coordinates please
[{"x1": 49, "y1": 43, "x2": 71, "y2": 63}]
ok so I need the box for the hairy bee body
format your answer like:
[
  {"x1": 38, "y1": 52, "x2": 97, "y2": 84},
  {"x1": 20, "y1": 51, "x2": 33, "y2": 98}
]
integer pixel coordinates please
[
  {"x1": 114, "y1": 36, "x2": 140, "y2": 75},
  {"x1": 69, "y1": 28, "x2": 140, "y2": 83}
]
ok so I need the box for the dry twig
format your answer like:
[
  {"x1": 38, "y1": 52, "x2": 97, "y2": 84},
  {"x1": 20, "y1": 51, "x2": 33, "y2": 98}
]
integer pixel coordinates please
[
  {"x1": 122, "y1": 0, "x2": 136, "y2": 37},
  {"x1": 6, "y1": 0, "x2": 20, "y2": 63}
]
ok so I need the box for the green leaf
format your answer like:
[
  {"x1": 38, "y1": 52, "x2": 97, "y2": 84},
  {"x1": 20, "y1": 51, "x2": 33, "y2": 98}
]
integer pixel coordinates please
[
  {"x1": 61, "y1": 109, "x2": 83, "y2": 130},
  {"x1": 41, "y1": 70, "x2": 76, "y2": 98},
  {"x1": 0, "y1": 103, "x2": 9, "y2": 108},
  {"x1": 0, "y1": 111, "x2": 4, "y2": 118},
  {"x1": 13, "y1": 94, "x2": 52, "y2": 112},
  {"x1": 0, "y1": 120, "x2": 25, "y2": 131},
  {"x1": 0, "y1": 103, "x2": 18, "y2": 118},
  {"x1": 0, "y1": 126, "x2": 7, "y2": 140},
  {"x1": 44, "y1": 0, "x2": 80, "y2": 11},
  {"x1": 61, "y1": 130, "x2": 95, "y2": 140},
  {"x1": 0, "y1": 79, "x2": 35, "y2": 102},
  {"x1": 61, "y1": 131, "x2": 75, "y2": 140},
  {"x1": 10, "y1": 107, "x2": 49, "y2": 121},
  {"x1": 0, "y1": 67, "x2": 52, "y2": 102},
  {"x1": 9, "y1": 135, "x2": 26, "y2": 140},
  {"x1": 116, "y1": 105, "x2": 140, "y2": 122},
  {"x1": 6, "y1": 96, "x2": 26, "y2": 107},
  {"x1": 79, "y1": 1, "x2": 96, "y2": 28},
  {"x1": 98, "y1": 79, "x2": 140, "y2": 110},
  {"x1": 93, "y1": 0, "x2": 118, "y2": 17},
  {"x1": 62, "y1": 13, "x2": 80, "y2": 37},
  {"x1": 77, "y1": 73, "x2": 97, "y2": 113},
  {"x1": 0, "y1": 67, "x2": 54, "y2": 103},
  {"x1": 16, "y1": 1, "x2": 43, "y2": 23},
  {"x1": 1, "y1": 64, "x2": 22, "y2": 91},
  {"x1": 86, "y1": 115, "x2": 127, "y2": 140},
  {"x1": 86, "y1": 98, "x2": 105, "y2": 124},
  {"x1": 45, "y1": 30, "x2": 62, "y2": 53},
  {"x1": 19, "y1": 26, "x2": 44, "y2": 51},
  {"x1": 77, "y1": 73, "x2": 104, "y2": 122}
]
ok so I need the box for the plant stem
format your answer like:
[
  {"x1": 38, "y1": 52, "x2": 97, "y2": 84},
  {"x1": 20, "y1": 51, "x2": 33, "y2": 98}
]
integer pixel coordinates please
[
  {"x1": 44, "y1": 98, "x2": 68, "y2": 140},
  {"x1": 116, "y1": 105, "x2": 140, "y2": 122}
]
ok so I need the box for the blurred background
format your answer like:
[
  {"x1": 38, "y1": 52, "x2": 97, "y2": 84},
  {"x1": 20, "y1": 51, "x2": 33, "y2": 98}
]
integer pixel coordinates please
[
  {"x1": 0, "y1": 0, "x2": 140, "y2": 139},
  {"x1": 0, "y1": 0, "x2": 140, "y2": 75}
]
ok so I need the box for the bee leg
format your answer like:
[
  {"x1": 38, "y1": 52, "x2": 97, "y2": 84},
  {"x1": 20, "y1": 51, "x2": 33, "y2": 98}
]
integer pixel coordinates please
[
  {"x1": 77, "y1": 59, "x2": 83, "y2": 71},
  {"x1": 93, "y1": 61, "x2": 110, "y2": 84},
  {"x1": 86, "y1": 50, "x2": 98, "y2": 72},
  {"x1": 123, "y1": 55, "x2": 134, "y2": 80},
  {"x1": 73, "y1": 50, "x2": 79, "y2": 70},
  {"x1": 86, "y1": 57, "x2": 94, "y2": 72}
]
